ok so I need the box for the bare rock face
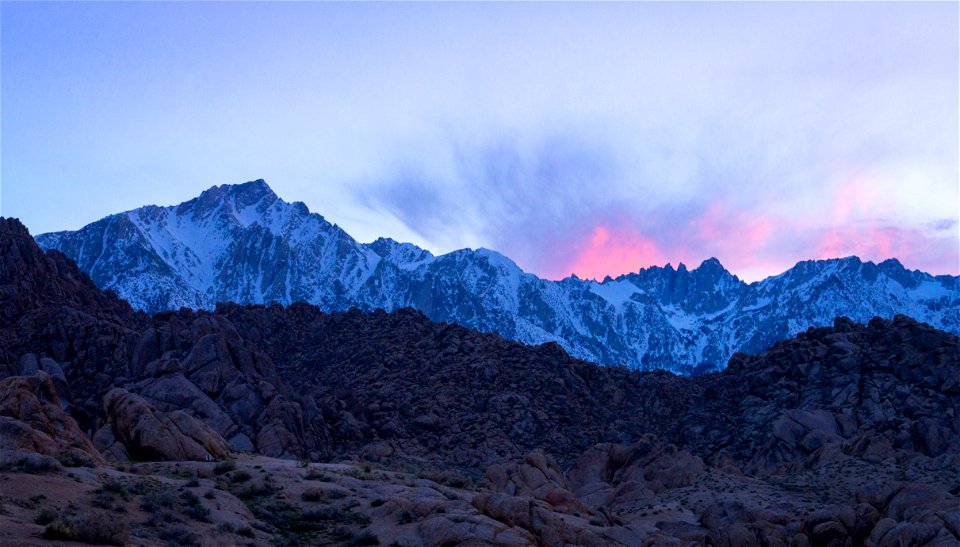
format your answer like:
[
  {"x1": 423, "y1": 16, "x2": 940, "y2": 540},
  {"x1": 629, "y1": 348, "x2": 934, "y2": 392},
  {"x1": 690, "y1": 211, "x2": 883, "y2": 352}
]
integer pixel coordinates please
[
  {"x1": 0, "y1": 372, "x2": 102, "y2": 466},
  {"x1": 484, "y1": 450, "x2": 595, "y2": 518},
  {"x1": 217, "y1": 302, "x2": 680, "y2": 468},
  {"x1": 2, "y1": 218, "x2": 332, "y2": 465},
  {"x1": 128, "y1": 311, "x2": 330, "y2": 459},
  {"x1": 679, "y1": 315, "x2": 960, "y2": 476},
  {"x1": 567, "y1": 435, "x2": 704, "y2": 506},
  {"x1": 103, "y1": 388, "x2": 229, "y2": 461}
]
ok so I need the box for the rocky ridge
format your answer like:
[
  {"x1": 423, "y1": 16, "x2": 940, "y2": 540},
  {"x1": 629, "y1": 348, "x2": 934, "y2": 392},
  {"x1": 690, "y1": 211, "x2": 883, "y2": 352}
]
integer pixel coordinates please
[
  {"x1": 37, "y1": 179, "x2": 960, "y2": 373},
  {"x1": 2, "y1": 216, "x2": 959, "y2": 545}
]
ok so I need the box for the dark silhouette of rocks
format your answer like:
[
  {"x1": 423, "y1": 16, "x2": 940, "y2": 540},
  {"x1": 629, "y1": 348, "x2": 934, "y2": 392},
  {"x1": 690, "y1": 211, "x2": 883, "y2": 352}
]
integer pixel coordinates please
[{"x1": 1, "y1": 216, "x2": 958, "y2": 545}]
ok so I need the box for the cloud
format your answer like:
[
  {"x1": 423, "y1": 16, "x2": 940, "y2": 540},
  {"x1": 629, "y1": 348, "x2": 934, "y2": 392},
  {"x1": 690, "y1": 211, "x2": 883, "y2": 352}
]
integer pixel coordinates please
[
  {"x1": 357, "y1": 128, "x2": 958, "y2": 282},
  {"x1": 558, "y1": 222, "x2": 666, "y2": 281}
]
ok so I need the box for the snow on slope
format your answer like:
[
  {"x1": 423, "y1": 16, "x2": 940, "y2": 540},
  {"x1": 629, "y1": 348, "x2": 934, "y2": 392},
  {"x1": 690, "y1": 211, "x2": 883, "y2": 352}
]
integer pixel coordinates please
[{"x1": 36, "y1": 180, "x2": 960, "y2": 374}]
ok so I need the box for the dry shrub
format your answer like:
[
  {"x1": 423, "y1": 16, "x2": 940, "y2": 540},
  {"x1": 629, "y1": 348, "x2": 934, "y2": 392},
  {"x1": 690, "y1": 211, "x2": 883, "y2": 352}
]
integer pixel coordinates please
[{"x1": 43, "y1": 509, "x2": 128, "y2": 545}]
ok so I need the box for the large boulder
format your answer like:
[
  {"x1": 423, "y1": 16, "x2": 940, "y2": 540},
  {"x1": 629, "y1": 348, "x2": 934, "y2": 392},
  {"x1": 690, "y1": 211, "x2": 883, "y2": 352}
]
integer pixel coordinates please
[
  {"x1": 0, "y1": 372, "x2": 102, "y2": 465},
  {"x1": 103, "y1": 387, "x2": 229, "y2": 461},
  {"x1": 567, "y1": 435, "x2": 704, "y2": 506},
  {"x1": 485, "y1": 449, "x2": 594, "y2": 517}
]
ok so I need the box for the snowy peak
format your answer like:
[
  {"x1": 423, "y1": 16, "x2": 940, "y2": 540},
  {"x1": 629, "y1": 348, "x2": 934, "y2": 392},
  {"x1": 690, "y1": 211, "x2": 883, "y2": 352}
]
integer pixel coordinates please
[
  {"x1": 474, "y1": 248, "x2": 524, "y2": 273},
  {"x1": 37, "y1": 180, "x2": 378, "y2": 312},
  {"x1": 615, "y1": 257, "x2": 743, "y2": 314},
  {"x1": 224, "y1": 178, "x2": 277, "y2": 202},
  {"x1": 193, "y1": 179, "x2": 278, "y2": 210},
  {"x1": 366, "y1": 237, "x2": 434, "y2": 268}
]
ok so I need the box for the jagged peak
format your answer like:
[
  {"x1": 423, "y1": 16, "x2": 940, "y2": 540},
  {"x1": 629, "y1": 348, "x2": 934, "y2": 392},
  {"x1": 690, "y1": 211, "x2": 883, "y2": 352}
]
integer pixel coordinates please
[
  {"x1": 698, "y1": 257, "x2": 723, "y2": 270},
  {"x1": 366, "y1": 237, "x2": 433, "y2": 262},
  {"x1": 218, "y1": 179, "x2": 278, "y2": 206},
  {"x1": 189, "y1": 179, "x2": 278, "y2": 211},
  {"x1": 227, "y1": 178, "x2": 276, "y2": 198},
  {"x1": 878, "y1": 257, "x2": 905, "y2": 271}
]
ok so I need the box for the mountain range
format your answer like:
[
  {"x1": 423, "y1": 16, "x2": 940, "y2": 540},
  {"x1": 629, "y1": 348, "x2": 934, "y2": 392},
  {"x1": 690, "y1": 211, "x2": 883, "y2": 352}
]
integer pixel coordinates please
[
  {"x1": 3, "y1": 215, "x2": 959, "y2": 545},
  {"x1": 37, "y1": 179, "x2": 960, "y2": 373}
]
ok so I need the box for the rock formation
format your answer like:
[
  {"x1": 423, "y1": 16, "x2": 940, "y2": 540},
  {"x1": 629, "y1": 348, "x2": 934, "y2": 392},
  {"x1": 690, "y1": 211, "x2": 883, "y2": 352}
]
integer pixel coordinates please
[{"x1": 1, "y1": 216, "x2": 959, "y2": 545}]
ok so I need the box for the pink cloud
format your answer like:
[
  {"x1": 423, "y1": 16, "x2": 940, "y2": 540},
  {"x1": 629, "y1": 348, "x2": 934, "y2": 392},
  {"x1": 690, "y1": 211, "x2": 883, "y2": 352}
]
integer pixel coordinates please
[
  {"x1": 809, "y1": 173, "x2": 950, "y2": 268},
  {"x1": 690, "y1": 200, "x2": 775, "y2": 256},
  {"x1": 535, "y1": 176, "x2": 957, "y2": 283},
  {"x1": 556, "y1": 222, "x2": 666, "y2": 281}
]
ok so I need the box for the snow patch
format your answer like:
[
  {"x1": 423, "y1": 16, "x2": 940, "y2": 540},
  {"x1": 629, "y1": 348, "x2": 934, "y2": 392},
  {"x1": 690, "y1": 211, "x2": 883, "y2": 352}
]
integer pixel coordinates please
[{"x1": 589, "y1": 280, "x2": 643, "y2": 313}]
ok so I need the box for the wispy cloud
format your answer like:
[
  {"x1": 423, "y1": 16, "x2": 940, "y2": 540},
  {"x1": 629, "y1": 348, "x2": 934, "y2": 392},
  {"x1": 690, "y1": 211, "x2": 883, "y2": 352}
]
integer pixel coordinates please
[{"x1": 360, "y1": 127, "x2": 958, "y2": 281}]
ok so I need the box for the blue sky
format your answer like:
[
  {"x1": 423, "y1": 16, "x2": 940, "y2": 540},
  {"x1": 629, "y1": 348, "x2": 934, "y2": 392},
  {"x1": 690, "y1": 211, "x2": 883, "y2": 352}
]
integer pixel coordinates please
[{"x1": 2, "y1": 2, "x2": 957, "y2": 281}]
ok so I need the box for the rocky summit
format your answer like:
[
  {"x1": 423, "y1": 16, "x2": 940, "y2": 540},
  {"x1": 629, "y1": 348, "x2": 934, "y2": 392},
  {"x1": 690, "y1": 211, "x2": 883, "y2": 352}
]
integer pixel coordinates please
[
  {"x1": 36, "y1": 180, "x2": 960, "y2": 373},
  {"x1": 1, "y1": 216, "x2": 959, "y2": 546}
]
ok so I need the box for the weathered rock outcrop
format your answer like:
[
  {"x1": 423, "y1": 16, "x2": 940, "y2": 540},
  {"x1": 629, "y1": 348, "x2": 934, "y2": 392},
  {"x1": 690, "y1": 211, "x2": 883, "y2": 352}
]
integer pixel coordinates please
[
  {"x1": 0, "y1": 372, "x2": 102, "y2": 466},
  {"x1": 127, "y1": 312, "x2": 330, "y2": 459},
  {"x1": 1, "y1": 218, "x2": 330, "y2": 462},
  {"x1": 679, "y1": 315, "x2": 960, "y2": 475},
  {"x1": 101, "y1": 388, "x2": 229, "y2": 461},
  {"x1": 567, "y1": 435, "x2": 704, "y2": 505}
]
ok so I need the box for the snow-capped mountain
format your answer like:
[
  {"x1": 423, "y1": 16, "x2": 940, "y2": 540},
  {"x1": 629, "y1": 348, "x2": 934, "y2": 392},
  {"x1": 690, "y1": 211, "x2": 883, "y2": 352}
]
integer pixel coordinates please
[{"x1": 37, "y1": 180, "x2": 960, "y2": 373}]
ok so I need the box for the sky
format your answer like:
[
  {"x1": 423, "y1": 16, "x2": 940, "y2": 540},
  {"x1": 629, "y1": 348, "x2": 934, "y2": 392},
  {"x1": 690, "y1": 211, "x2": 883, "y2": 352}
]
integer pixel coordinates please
[{"x1": 2, "y1": 2, "x2": 958, "y2": 282}]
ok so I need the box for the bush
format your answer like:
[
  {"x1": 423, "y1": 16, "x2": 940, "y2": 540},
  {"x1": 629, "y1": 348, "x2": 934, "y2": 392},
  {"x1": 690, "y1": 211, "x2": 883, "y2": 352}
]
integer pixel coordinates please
[
  {"x1": 232, "y1": 481, "x2": 277, "y2": 501},
  {"x1": 230, "y1": 470, "x2": 252, "y2": 483},
  {"x1": 303, "y1": 507, "x2": 370, "y2": 526},
  {"x1": 303, "y1": 468, "x2": 328, "y2": 481},
  {"x1": 34, "y1": 506, "x2": 59, "y2": 525},
  {"x1": 237, "y1": 526, "x2": 255, "y2": 538},
  {"x1": 301, "y1": 488, "x2": 324, "y2": 502},
  {"x1": 91, "y1": 490, "x2": 114, "y2": 509},
  {"x1": 140, "y1": 489, "x2": 176, "y2": 512},
  {"x1": 349, "y1": 530, "x2": 380, "y2": 546},
  {"x1": 180, "y1": 490, "x2": 210, "y2": 521},
  {"x1": 101, "y1": 479, "x2": 130, "y2": 498},
  {"x1": 159, "y1": 526, "x2": 200, "y2": 546},
  {"x1": 43, "y1": 510, "x2": 128, "y2": 545},
  {"x1": 183, "y1": 503, "x2": 210, "y2": 522},
  {"x1": 213, "y1": 460, "x2": 236, "y2": 475},
  {"x1": 57, "y1": 448, "x2": 97, "y2": 468}
]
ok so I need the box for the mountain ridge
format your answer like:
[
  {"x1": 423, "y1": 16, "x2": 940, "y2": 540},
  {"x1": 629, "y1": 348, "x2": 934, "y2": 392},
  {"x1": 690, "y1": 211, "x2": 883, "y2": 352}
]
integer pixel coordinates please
[
  {"x1": 4, "y1": 214, "x2": 960, "y2": 545},
  {"x1": 36, "y1": 179, "x2": 960, "y2": 373}
]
